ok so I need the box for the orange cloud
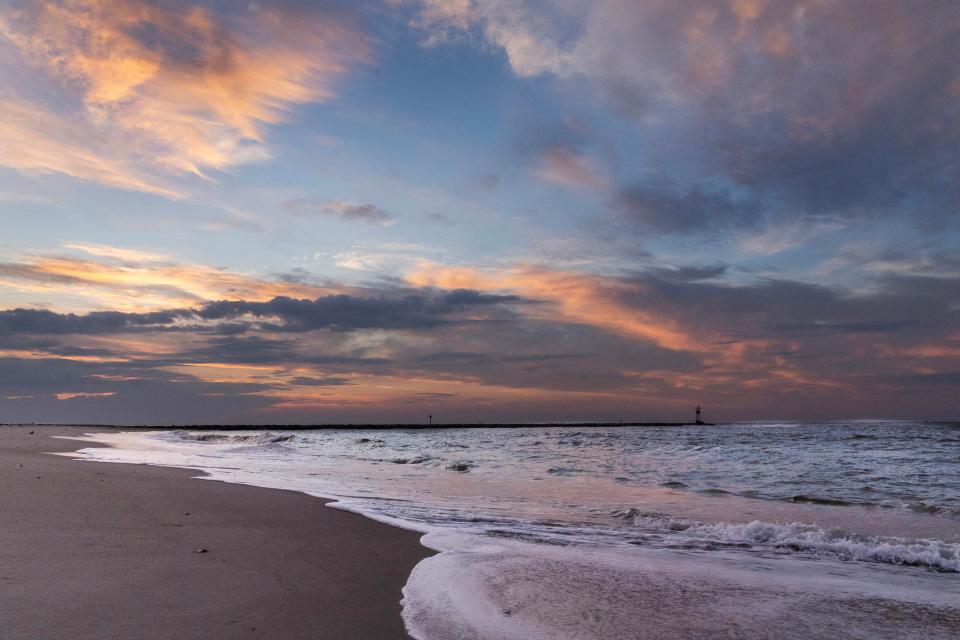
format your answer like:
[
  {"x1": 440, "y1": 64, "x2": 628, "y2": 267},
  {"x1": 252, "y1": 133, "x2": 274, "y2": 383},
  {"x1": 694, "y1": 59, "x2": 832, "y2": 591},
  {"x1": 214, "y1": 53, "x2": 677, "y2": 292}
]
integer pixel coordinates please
[
  {"x1": 901, "y1": 345, "x2": 960, "y2": 359},
  {"x1": 0, "y1": 348, "x2": 129, "y2": 363},
  {"x1": 406, "y1": 262, "x2": 868, "y2": 401},
  {"x1": 0, "y1": 0, "x2": 369, "y2": 195},
  {"x1": 407, "y1": 262, "x2": 700, "y2": 351},
  {"x1": 0, "y1": 97, "x2": 181, "y2": 197},
  {"x1": 61, "y1": 243, "x2": 170, "y2": 263},
  {"x1": 54, "y1": 391, "x2": 117, "y2": 401},
  {"x1": 257, "y1": 372, "x2": 607, "y2": 412},
  {"x1": 0, "y1": 244, "x2": 338, "y2": 311},
  {"x1": 534, "y1": 147, "x2": 608, "y2": 190}
]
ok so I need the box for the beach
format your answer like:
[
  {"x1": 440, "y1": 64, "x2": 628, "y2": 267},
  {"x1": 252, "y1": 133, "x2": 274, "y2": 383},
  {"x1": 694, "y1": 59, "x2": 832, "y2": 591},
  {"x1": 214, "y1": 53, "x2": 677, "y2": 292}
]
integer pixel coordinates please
[
  {"x1": 3, "y1": 423, "x2": 959, "y2": 640},
  {"x1": 0, "y1": 426, "x2": 430, "y2": 640},
  {"x1": 61, "y1": 423, "x2": 960, "y2": 639}
]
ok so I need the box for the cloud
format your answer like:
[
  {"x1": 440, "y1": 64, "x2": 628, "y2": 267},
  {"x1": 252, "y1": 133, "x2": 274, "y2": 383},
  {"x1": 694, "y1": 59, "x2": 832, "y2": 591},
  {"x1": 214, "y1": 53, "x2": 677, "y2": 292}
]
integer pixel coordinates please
[
  {"x1": 331, "y1": 241, "x2": 444, "y2": 273},
  {"x1": 651, "y1": 265, "x2": 728, "y2": 282},
  {"x1": 614, "y1": 179, "x2": 762, "y2": 233},
  {"x1": 408, "y1": 0, "x2": 960, "y2": 231},
  {"x1": 0, "y1": 246, "x2": 336, "y2": 311},
  {"x1": 0, "y1": 288, "x2": 525, "y2": 337},
  {"x1": 195, "y1": 289, "x2": 523, "y2": 332},
  {"x1": 738, "y1": 219, "x2": 846, "y2": 256},
  {"x1": 0, "y1": 307, "x2": 184, "y2": 336},
  {"x1": 534, "y1": 146, "x2": 607, "y2": 190},
  {"x1": 290, "y1": 376, "x2": 352, "y2": 387},
  {"x1": 0, "y1": 355, "x2": 278, "y2": 424},
  {"x1": 1, "y1": 260, "x2": 959, "y2": 420},
  {"x1": 0, "y1": 97, "x2": 182, "y2": 197},
  {"x1": 407, "y1": 262, "x2": 700, "y2": 351},
  {"x1": 54, "y1": 391, "x2": 117, "y2": 401},
  {"x1": 62, "y1": 243, "x2": 170, "y2": 264},
  {"x1": 0, "y1": 0, "x2": 369, "y2": 195},
  {"x1": 285, "y1": 199, "x2": 394, "y2": 226},
  {"x1": 406, "y1": 260, "x2": 960, "y2": 390}
]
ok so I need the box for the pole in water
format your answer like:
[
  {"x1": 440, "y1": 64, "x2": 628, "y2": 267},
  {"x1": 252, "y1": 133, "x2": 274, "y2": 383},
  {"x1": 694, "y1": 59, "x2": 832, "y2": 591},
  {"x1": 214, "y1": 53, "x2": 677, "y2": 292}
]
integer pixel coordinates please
[
  {"x1": 695, "y1": 405, "x2": 702, "y2": 424},
  {"x1": 429, "y1": 414, "x2": 432, "y2": 426}
]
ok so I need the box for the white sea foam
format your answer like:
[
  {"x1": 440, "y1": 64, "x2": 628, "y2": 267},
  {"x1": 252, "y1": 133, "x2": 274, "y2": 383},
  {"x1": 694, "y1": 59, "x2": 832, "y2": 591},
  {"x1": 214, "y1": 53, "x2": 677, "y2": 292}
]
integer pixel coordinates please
[
  {"x1": 399, "y1": 530, "x2": 960, "y2": 640},
  {"x1": 616, "y1": 511, "x2": 960, "y2": 572},
  {"x1": 174, "y1": 431, "x2": 294, "y2": 444}
]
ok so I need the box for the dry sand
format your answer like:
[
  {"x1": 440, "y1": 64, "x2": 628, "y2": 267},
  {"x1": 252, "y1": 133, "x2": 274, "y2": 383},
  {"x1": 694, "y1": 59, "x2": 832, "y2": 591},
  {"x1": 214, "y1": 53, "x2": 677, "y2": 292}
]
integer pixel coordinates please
[{"x1": 0, "y1": 426, "x2": 431, "y2": 639}]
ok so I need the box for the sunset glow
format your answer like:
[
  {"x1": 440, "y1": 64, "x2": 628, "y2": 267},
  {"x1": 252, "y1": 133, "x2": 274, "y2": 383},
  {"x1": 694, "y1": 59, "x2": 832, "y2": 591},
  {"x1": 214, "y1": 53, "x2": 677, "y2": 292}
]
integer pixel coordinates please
[{"x1": 1, "y1": 0, "x2": 958, "y2": 424}]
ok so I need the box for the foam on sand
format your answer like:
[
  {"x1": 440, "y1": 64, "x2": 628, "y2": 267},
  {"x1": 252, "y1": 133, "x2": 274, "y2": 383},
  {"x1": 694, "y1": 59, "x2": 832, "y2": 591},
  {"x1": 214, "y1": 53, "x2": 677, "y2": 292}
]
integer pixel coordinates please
[{"x1": 400, "y1": 530, "x2": 960, "y2": 640}]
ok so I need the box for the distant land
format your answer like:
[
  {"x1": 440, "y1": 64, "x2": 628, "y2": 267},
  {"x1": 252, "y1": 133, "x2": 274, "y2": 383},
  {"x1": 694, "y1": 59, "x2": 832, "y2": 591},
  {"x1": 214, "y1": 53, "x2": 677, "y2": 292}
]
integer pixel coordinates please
[{"x1": 1, "y1": 422, "x2": 714, "y2": 430}]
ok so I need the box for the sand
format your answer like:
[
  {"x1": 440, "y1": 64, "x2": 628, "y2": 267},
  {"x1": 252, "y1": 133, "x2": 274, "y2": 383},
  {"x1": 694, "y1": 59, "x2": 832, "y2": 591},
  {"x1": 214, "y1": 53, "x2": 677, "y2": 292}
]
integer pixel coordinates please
[{"x1": 0, "y1": 426, "x2": 431, "y2": 639}]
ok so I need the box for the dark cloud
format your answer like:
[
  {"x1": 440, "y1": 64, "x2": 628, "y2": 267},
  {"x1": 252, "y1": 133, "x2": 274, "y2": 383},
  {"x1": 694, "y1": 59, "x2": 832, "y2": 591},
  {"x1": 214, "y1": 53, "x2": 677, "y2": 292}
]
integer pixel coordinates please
[
  {"x1": 0, "y1": 289, "x2": 525, "y2": 337},
  {"x1": 613, "y1": 179, "x2": 763, "y2": 233},
  {"x1": 181, "y1": 335, "x2": 294, "y2": 364},
  {"x1": 290, "y1": 376, "x2": 352, "y2": 387},
  {"x1": 480, "y1": 1, "x2": 960, "y2": 233},
  {"x1": 611, "y1": 271, "x2": 957, "y2": 346},
  {"x1": 0, "y1": 308, "x2": 184, "y2": 336},
  {"x1": 649, "y1": 265, "x2": 728, "y2": 282},
  {"x1": 195, "y1": 290, "x2": 523, "y2": 332},
  {"x1": 427, "y1": 212, "x2": 456, "y2": 225},
  {"x1": 893, "y1": 372, "x2": 960, "y2": 387},
  {"x1": 413, "y1": 351, "x2": 584, "y2": 365},
  {"x1": 769, "y1": 320, "x2": 918, "y2": 335},
  {"x1": 274, "y1": 267, "x2": 338, "y2": 287},
  {"x1": 284, "y1": 199, "x2": 393, "y2": 225},
  {"x1": 875, "y1": 274, "x2": 960, "y2": 302}
]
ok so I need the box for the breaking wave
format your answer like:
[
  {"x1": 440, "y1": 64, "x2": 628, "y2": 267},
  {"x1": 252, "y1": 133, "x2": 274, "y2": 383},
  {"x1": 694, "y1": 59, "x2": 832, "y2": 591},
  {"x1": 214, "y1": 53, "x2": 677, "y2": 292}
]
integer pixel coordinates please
[
  {"x1": 174, "y1": 431, "x2": 294, "y2": 445},
  {"x1": 614, "y1": 509, "x2": 960, "y2": 572}
]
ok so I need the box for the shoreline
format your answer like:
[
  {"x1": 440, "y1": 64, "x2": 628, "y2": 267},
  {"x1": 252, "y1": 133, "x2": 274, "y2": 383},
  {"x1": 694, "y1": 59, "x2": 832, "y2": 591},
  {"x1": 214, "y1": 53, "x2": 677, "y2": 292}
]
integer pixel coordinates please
[
  {"x1": 7, "y1": 425, "x2": 959, "y2": 639},
  {"x1": 0, "y1": 426, "x2": 431, "y2": 640}
]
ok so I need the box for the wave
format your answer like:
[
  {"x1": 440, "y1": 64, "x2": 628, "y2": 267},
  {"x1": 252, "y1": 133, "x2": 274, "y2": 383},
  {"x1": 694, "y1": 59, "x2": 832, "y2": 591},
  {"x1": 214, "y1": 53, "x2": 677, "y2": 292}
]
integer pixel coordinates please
[
  {"x1": 391, "y1": 455, "x2": 433, "y2": 465},
  {"x1": 789, "y1": 494, "x2": 852, "y2": 506},
  {"x1": 547, "y1": 467, "x2": 578, "y2": 476},
  {"x1": 174, "y1": 431, "x2": 294, "y2": 445},
  {"x1": 697, "y1": 487, "x2": 733, "y2": 496},
  {"x1": 612, "y1": 510, "x2": 959, "y2": 572}
]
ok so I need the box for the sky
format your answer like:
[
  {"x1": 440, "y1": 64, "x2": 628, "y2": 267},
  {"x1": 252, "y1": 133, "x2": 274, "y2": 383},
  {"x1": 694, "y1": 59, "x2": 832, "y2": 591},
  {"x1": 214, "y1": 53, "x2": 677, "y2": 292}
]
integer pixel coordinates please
[{"x1": 0, "y1": 0, "x2": 958, "y2": 424}]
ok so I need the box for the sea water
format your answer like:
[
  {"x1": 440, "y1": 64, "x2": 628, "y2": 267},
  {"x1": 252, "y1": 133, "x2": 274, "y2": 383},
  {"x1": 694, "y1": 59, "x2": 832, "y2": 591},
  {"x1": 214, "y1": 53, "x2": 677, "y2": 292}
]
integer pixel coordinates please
[{"x1": 61, "y1": 422, "x2": 960, "y2": 639}]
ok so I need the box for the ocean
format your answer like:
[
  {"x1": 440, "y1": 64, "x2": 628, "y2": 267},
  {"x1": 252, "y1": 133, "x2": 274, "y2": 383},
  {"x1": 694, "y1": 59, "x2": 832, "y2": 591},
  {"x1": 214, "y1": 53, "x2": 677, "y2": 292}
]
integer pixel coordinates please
[{"x1": 61, "y1": 421, "x2": 960, "y2": 639}]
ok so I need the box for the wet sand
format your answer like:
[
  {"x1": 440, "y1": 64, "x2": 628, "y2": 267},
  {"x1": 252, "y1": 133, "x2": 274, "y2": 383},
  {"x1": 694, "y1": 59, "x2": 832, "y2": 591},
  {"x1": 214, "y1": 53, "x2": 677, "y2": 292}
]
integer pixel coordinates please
[{"x1": 0, "y1": 426, "x2": 431, "y2": 639}]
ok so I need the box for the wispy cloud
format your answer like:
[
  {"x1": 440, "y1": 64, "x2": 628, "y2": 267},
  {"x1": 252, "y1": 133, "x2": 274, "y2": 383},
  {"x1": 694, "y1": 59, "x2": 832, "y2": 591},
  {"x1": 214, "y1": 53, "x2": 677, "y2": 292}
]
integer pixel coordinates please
[
  {"x1": 54, "y1": 391, "x2": 117, "y2": 401},
  {"x1": 0, "y1": 244, "x2": 337, "y2": 311},
  {"x1": 0, "y1": 0, "x2": 370, "y2": 196},
  {"x1": 534, "y1": 146, "x2": 608, "y2": 190},
  {"x1": 407, "y1": 262, "x2": 700, "y2": 351},
  {"x1": 63, "y1": 243, "x2": 170, "y2": 264},
  {"x1": 0, "y1": 97, "x2": 182, "y2": 197},
  {"x1": 285, "y1": 200, "x2": 394, "y2": 226}
]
